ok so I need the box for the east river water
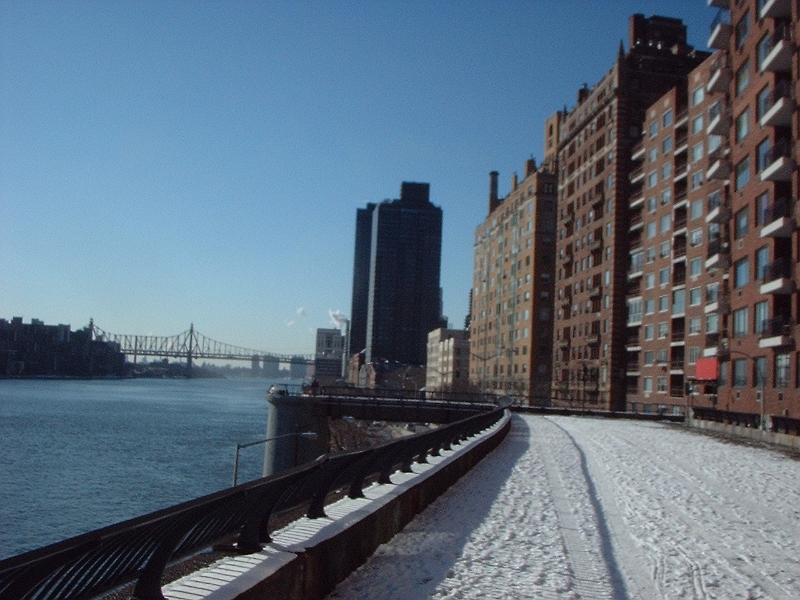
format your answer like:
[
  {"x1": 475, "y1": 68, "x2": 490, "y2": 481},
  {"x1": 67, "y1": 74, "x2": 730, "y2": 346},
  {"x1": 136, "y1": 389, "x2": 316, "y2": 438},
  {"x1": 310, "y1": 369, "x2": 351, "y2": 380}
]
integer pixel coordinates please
[{"x1": 0, "y1": 377, "x2": 289, "y2": 560}]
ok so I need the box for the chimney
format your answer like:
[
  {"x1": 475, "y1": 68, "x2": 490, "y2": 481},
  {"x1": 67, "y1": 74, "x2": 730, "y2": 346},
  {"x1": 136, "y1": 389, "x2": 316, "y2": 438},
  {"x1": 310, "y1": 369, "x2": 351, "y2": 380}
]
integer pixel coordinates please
[
  {"x1": 525, "y1": 157, "x2": 537, "y2": 177},
  {"x1": 511, "y1": 173, "x2": 518, "y2": 191},
  {"x1": 489, "y1": 171, "x2": 499, "y2": 213}
]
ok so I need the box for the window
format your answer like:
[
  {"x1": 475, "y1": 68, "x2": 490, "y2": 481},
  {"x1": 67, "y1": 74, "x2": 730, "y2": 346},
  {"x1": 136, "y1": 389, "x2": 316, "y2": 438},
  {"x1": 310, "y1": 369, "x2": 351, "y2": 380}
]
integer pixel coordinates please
[
  {"x1": 757, "y1": 138, "x2": 771, "y2": 173},
  {"x1": 735, "y1": 157, "x2": 750, "y2": 191},
  {"x1": 708, "y1": 134, "x2": 722, "y2": 153},
  {"x1": 736, "y1": 60, "x2": 750, "y2": 96},
  {"x1": 690, "y1": 229, "x2": 702, "y2": 247},
  {"x1": 691, "y1": 143, "x2": 704, "y2": 163},
  {"x1": 648, "y1": 196, "x2": 657, "y2": 212},
  {"x1": 734, "y1": 257, "x2": 750, "y2": 288},
  {"x1": 691, "y1": 86, "x2": 704, "y2": 107},
  {"x1": 646, "y1": 221, "x2": 657, "y2": 239},
  {"x1": 755, "y1": 192, "x2": 769, "y2": 226},
  {"x1": 646, "y1": 247, "x2": 656, "y2": 263},
  {"x1": 643, "y1": 377, "x2": 653, "y2": 392},
  {"x1": 734, "y1": 208, "x2": 749, "y2": 239},
  {"x1": 628, "y1": 299, "x2": 643, "y2": 324},
  {"x1": 644, "y1": 324, "x2": 654, "y2": 340},
  {"x1": 659, "y1": 268, "x2": 669, "y2": 285},
  {"x1": 689, "y1": 257, "x2": 702, "y2": 277},
  {"x1": 689, "y1": 287, "x2": 702, "y2": 306},
  {"x1": 755, "y1": 246, "x2": 769, "y2": 280},
  {"x1": 733, "y1": 307, "x2": 749, "y2": 337},
  {"x1": 658, "y1": 322, "x2": 669, "y2": 339},
  {"x1": 691, "y1": 199, "x2": 703, "y2": 220},
  {"x1": 688, "y1": 346, "x2": 701, "y2": 365},
  {"x1": 657, "y1": 376, "x2": 667, "y2": 393},
  {"x1": 648, "y1": 147, "x2": 658, "y2": 163},
  {"x1": 645, "y1": 298, "x2": 655, "y2": 315},
  {"x1": 662, "y1": 136, "x2": 673, "y2": 153},
  {"x1": 757, "y1": 35, "x2": 771, "y2": 71},
  {"x1": 775, "y1": 353, "x2": 790, "y2": 388},
  {"x1": 662, "y1": 109, "x2": 673, "y2": 127},
  {"x1": 660, "y1": 214, "x2": 671, "y2": 234},
  {"x1": 719, "y1": 361, "x2": 728, "y2": 387},
  {"x1": 756, "y1": 86, "x2": 770, "y2": 121},
  {"x1": 754, "y1": 300, "x2": 768, "y2": 334},
  {"x1": 659, "y1": 295, "x2": 669, "y2": 312},
  {"x1": 736, "y1": 108, "x2": 749, "y2": 143},
  {"x1": 689, "y1": 317, "x2": 702, "y2": 335},
  {"x1": 649, "y1": 121, "x2": 658, "y2": 138},
  {"x1": 706, "y1": 313, "x2": 719, "y2": 334},
  {"x1": 691, "y1": 114, "x2": 704, "y2": 134},
  {"x1": 647, "y1": 171, "x2": 658, "y2": 188},
  {"x1": 657, "y1": 349, "x2": 668, "y2": 363},
  {"x1": 661, "y1": 189, "x2": 671, "y2": 205},
  {"x1": 660, "y1": 241, "x2": 670, "y2": 258},
  {"x1": 645, "y1": 273, "x2": 656, "y2": 289},
  {"x1": 735, "y1": 11, "x2": 749, "y2": 48},
  {"x1": 644, "y1": 351, "x2": 654, "y2": 365},
  {"x1": 754, "y1": 357, "x2": 767, "y2": 387},
  {"x1": 661, "y1": 162, "x2": 672, "y2": 180},
  {"x1": 732, "y1": 359, "x2": 747, "y2": 387},
  {"x1": 691, "y1": 171, "x2": 703, "y2": 190},
  {"x1": 672, "y1": 289, "x2": 685, "y2": 314}
]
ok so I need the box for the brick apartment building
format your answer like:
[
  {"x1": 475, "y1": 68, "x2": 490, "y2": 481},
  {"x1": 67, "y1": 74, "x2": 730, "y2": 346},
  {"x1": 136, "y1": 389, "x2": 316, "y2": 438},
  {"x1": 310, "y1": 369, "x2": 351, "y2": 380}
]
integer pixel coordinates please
[
  {"x1": 469, "y1": 160, "x2": 557, "y2": 402},
  {"x1": 691, "y1": 0, "x2": 799, "y2": 419},
  {"x1": 550, "y1": 15, "x2": 709, "y2": 411}
]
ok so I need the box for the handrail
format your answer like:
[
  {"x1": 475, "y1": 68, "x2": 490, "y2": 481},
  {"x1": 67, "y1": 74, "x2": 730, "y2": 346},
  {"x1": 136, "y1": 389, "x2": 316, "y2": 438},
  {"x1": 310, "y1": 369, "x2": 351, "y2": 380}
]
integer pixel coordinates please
[{"x1": 0, "y1": 404, "x2": 507, "y2": 600}]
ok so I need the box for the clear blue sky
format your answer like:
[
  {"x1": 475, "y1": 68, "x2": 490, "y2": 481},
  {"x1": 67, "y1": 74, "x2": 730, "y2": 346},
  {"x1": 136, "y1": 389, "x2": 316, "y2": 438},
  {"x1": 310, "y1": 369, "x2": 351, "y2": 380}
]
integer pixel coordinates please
[{"x1": 1, "y1": 1, "x2": 715, "y2": 356}]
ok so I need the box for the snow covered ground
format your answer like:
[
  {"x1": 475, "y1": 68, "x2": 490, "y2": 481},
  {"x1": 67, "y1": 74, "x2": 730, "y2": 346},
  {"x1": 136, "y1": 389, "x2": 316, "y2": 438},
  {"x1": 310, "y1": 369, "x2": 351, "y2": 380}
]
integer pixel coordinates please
[{"x1": 327, "y1": 414, "x2": 800, "y2": 600}]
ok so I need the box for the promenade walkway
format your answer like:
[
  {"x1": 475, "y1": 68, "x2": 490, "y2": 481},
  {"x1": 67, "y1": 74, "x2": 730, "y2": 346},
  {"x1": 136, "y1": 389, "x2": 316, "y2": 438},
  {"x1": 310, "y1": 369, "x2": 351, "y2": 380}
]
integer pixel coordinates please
[{"x1": 326, "y1": 414, "x2": 800, "y2": 600}]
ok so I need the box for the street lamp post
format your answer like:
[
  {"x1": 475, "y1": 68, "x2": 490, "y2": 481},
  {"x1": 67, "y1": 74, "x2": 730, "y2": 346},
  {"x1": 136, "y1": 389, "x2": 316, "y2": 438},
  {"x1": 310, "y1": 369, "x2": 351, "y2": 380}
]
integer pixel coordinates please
[
  {"x1": 471, "y1": 347, "x2": 505, "y2": 395},
  {"x1": 232, "y1": 431, "x2": 318, "y2": 486}
]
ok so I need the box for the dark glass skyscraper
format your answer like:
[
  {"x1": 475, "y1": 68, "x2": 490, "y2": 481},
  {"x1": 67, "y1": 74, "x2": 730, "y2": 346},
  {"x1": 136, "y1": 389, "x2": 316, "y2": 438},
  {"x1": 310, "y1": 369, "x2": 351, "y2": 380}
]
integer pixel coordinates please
[{"x1": 349, "y1": 182, "x2": 443, "y2": 367}]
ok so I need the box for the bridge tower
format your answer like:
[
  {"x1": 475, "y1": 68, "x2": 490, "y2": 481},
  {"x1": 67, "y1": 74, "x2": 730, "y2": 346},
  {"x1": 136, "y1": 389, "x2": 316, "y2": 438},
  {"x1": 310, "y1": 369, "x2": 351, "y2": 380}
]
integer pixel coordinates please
[{"x1": 186, "y1": 323, "x2": 194, "y2": 378}]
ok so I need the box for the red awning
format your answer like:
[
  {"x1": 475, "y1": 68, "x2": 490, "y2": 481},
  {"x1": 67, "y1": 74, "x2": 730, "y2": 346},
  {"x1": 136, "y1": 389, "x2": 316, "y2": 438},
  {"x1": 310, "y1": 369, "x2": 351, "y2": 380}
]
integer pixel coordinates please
[{"x1": 694, "y1": 357, "x2": 718, "y2": 381}]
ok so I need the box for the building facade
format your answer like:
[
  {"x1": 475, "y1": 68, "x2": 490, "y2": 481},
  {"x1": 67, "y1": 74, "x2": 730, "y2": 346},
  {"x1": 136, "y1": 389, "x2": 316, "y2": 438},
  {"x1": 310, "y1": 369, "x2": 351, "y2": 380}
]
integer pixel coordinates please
[
  {"x1": 425, "y1": 327, "x2": 471, "y2": 392},
  {"x1": 469, "y1": 160, "x2": 558, "y2": 403},
  {"x1": 349, "y1": 182, "x2": 444, "y2": 374},
  {"x1": 313, "y1": 327, "x2": 345, "y2": 382},
  {"x1": 551, "y1": 15, "x2": 709, "y2": 411}
]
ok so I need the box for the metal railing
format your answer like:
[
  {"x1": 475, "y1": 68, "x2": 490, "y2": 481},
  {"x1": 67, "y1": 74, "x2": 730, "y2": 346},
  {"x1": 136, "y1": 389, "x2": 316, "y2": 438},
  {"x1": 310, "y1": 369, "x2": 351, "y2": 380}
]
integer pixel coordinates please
[{"x1": 0, "y1": 402, "x2": 508, "y2": 600}]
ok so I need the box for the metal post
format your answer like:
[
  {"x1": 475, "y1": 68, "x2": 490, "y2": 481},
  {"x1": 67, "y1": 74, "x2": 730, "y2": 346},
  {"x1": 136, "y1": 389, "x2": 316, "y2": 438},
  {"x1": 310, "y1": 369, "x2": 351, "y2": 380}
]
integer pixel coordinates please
[{"x1": 232, "y1": 432, "x2": 318, "y2": 486}]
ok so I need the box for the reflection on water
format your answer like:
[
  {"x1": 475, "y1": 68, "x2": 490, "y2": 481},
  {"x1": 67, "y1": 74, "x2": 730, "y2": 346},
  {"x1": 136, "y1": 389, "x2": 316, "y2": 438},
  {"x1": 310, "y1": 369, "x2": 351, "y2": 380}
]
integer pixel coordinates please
[{"x1": 0, "y1": 378, "x2": 288, "y2": 559}]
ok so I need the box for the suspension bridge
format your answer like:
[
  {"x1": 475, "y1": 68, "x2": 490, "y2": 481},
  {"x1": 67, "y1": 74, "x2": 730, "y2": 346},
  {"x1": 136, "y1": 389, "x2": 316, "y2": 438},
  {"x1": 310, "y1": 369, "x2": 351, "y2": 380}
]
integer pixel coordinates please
[{"x1": 90, "y1": 321, "x2": 313, "y2": 371}]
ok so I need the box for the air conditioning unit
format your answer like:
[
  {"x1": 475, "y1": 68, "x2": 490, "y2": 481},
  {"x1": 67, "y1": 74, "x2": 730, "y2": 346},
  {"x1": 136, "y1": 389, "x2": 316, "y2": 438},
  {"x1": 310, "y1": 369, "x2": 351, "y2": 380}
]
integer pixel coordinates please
[{"x1": 756, "y1": 389, "x2": 763, "y2": 403}]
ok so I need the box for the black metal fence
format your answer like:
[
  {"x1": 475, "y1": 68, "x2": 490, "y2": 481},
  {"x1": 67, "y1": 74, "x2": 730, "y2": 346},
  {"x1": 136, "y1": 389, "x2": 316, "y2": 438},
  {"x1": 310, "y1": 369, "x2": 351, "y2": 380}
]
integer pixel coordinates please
[{"x1": 0, "y1": 402, "x2": 508, "y2": 600}]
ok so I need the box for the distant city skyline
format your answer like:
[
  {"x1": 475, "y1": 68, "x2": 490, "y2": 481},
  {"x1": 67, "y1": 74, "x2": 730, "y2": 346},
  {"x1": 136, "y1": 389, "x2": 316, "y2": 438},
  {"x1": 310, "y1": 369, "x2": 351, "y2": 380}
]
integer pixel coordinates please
[{"x1": 0, "y1": 1, "x2": 716, "y2": 355}]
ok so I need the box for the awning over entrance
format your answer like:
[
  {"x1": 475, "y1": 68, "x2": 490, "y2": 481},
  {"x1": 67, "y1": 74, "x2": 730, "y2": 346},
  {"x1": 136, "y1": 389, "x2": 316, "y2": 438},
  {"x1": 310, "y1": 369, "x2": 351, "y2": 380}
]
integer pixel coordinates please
[{"x1": 694, "y1": 357, "x2": 718, "y2": 381}]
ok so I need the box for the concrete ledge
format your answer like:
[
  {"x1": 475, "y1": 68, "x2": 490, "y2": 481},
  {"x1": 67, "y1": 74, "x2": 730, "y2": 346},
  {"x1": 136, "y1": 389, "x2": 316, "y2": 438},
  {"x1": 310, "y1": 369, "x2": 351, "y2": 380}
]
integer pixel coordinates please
[
  {"x1": 162, "y1": 412, "x2": 511, "y2": 600},
  {"x1": 689, "y1": 417, "x2": 800, "y2": 451}
]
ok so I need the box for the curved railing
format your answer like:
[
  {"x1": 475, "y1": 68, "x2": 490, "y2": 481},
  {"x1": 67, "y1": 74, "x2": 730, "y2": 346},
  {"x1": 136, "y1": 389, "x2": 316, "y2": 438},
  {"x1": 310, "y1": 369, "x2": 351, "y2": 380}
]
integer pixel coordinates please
[{"x1": 0, "y1": 402, "x2": 509, "y2": 600}]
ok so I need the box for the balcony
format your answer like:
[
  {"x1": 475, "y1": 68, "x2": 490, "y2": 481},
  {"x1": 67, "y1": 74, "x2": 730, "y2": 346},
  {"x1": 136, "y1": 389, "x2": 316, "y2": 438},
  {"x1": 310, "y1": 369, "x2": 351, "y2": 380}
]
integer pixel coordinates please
[
  {"x1": 708, "y1": 0, "x2": 729, "y2": 8},
  {"x1": 631, "y1": 138, "x2": 645, "y2": 160},
  {"x1": 560, "y1": 294, "x2": 573, "y2": 309},
  {"x1": 760, "y1": 0, "x2": 790, "y2": 18},
  {"x1": 670, "y1": 359, "x2": 685, "y2": 374},
  {"x1": 673, "y1": 243, "x2": 687, "y2": 263},
  {"x1": 626, "y1": 360, "x2": 640, "y2": 375},
  {"x1": 703, "y1": 332, "x2": 729, "y2": 357},
  {"x1": 760, "y1": 197, "x2": 793, "y2": 238},
  {"x1": 705, "y1": 286, "x2": 730, "y2": 314},
  {"x1": 707, "y1": 147, "x2": 731, "y2": 180},
  {"x1": 706, "y1": 101, "x2": 730, "y2": 135},
  {"x1": 587, "y1": 332, "x2": 601, "y2": 345},
  {"x1": 589, "y1": 234, "x2": 603, "y2": 252},
  {"x1": 558, "y1": 338, "x2": 570, "y2": 349},
  {"x1": 759, "y1": 316, "x2": 794, "y2": 348},
  {"x1": 588, "y1": 285, "x2": 602, "y2": 299},
  {"x1": 627, "y1": 332, "x2": 641, "y2": 349},
  {"x1": 707, "y1": 9, "x2": 731, "y2": 49},
  {"x1": 629, "y1": 211, "x2": 644, "y2": 232},
  {"x1": 759, "y1": 256, "x2": 795, "y2": 295},
  {"x1": 563, "y1": 210, "x2": 574, "y2": 225},
  {"x1": 762, "y1": 23, "x2": 793, "y2": 72},
  {"x1": 707, "y1": 55, "x2": 731, "y2": 93},
  {"x1": 705, "y1": 198, "x2": 731, "y2": 224},
  {"x1": 705, "y1": 235, "x2": 730, "y2": 271},
  {"x1": 760, "y1": 139, "x2": 794, "y2": 182},
  {"x1": 630, "y1": 166, "x2": 645, "y2": 184},
  {"x1": 760, "y1": 81, "x2": 792, "y2": 128},
  {"x1": 561, "y1": 247, "x2": 574, "y2": 264}
]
